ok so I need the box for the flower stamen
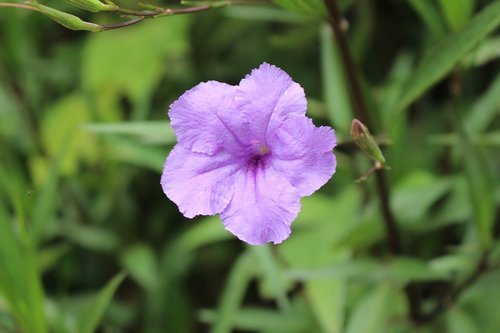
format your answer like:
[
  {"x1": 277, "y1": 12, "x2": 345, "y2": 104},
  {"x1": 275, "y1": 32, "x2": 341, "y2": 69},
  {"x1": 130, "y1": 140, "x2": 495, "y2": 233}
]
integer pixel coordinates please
[{"x1": 250, "y1": 140, "x2": 270, "y2": 156}]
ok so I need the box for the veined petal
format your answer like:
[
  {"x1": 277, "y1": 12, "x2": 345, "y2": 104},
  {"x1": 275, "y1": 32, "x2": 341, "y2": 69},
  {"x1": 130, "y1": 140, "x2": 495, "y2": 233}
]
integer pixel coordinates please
[
  {"x1": 161, "y1": 145, "x2": 241, "y2": 218},
  {"x1": 269, "y1": 116, "x2": 336, "y2": 196},
  {"x1": 220, "y1": 166, "x2": 301, "y2": 245},
  {"x1": 169, "y1": 81, "x2": 244, "y2": 155},
  {"x1": 235, "y1": 63, "x2": 306, "y2": 143}
]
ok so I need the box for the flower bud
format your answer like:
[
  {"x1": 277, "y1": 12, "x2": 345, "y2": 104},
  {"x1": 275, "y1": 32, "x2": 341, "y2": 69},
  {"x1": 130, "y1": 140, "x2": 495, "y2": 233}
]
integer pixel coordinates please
[
  {"x1": 350, "y1": 119, "x2": 386, "y2": 164},
  {"x1": 62, "y1": 0, "x2": 117, "y2": 12},
  {"x1": 29, "y1": 2, "x2": 103, "y2": 32}
]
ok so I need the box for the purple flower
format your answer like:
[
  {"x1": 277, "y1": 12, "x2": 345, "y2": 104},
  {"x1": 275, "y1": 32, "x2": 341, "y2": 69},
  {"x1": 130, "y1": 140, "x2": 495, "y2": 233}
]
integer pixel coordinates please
[{"x1": 161, "y1": 63, "x2": 336, "y2": 245}]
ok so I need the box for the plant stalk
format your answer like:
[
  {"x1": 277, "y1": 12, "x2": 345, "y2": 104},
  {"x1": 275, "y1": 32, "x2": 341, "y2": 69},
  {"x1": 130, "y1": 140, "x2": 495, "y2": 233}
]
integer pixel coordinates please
[{"x1": 322, "y1": 0, "x2": 422, "y2": 322}]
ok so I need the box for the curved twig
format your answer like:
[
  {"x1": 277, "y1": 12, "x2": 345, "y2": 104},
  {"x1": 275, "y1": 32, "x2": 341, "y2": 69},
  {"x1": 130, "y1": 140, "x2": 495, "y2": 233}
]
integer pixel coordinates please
[
  {"x1": 0, "y1": 2, "x2": 42, "y2": 12},
  {"x1": 101, "y1": 17, "x2": 146, "y2": 30}
]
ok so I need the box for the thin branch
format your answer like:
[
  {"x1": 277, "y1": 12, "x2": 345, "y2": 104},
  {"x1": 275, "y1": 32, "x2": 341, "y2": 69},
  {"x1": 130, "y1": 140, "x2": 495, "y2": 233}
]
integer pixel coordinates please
[
  {"x1": 111, "y1": 4, "x2": 211, "y2": 18},
  {"x1": 322, "y1": 0, "x2": 423, "y2": 322},
  {"x1": 0, "y1": 2, "x2": 42, "y2": 12},
  {"x1": 322, "y1": 0, "x2": 371, "y2": 126},
  {"x1": 104, "y1": 4, "x2": 212, "y2": 30},
  {"x1": 417, "y1": 252, "x2": 491, "y2": 324},
  {"x1": 322, "y1": 0, "x2": 404, "y2": 260},
  {"x1": 0, "y1": 2, "x2": 213, "y2": 32},
  {"x1": 115, "y1": 8, "x2": 159, "y2": 17},
  {"x1": 101, "y1": 17, "x2": 145, "y2": 30},
  {"x1": 157, "y1": 4, "x2": 211, "y2": 15},
  {"x1": 355, "y1": 161, "x2": 388, "y2": 183}
]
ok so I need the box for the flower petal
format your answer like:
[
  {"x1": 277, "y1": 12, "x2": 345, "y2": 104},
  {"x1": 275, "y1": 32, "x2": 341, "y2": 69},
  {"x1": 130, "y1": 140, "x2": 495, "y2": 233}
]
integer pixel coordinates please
[
  {"x1": 269, "y1": 116, "x2": 336, "y2": 196},
  {"x1": 161, "y1": 145, "x2": 241, "y2": 218},
  {"x1": 169, "y1": 81, "x2": 244, "y2": 155},
  {"x1": 220, "y1": 166, "x2": 301, "y2": 245},
  {"x1": 235, "y1": 63, "x2": 306, "y2": 143}
]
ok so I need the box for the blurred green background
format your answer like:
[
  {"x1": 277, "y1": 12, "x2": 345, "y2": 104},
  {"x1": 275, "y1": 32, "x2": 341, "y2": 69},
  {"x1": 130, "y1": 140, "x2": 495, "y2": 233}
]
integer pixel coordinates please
[{"x1": 0, "y1": 0, "x2": 499, "y2": 332}]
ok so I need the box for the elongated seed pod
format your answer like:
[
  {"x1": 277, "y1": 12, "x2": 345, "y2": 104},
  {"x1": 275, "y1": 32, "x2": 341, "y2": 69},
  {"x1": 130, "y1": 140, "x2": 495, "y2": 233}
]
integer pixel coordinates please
[
  {"x1": 28, "y1": 2, "x2": 103, "y2": 32},
  {"x1": 62, "y1": 0, "x2": 117, "y2": 12}
]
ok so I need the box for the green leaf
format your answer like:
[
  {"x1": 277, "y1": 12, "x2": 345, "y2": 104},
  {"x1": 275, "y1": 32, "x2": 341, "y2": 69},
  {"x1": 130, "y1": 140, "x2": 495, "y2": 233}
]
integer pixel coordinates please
[
  {"x1": 478, "y1": 131, "x2": 500, "y2": 146},
  {"x1": 391, "y1": 170, "x2": 452, "y2": 227},
  {"x1": 459, "y1": 130, "x2": 495, "y2": 247},
  {"x1": 77, "y1": 272, "x2": 126, "y2": 333},
  {"x1": 305, "y1": 251, "x2": 349, "y2": 333},
  {"x1": 171, "y1": 217, "x2": 233, "y2": 253},
  {"x1": 200, "y1": 305, "x2": 313, "y2": 332},
  {"x1": 446, "y1": 308, "x2": 479, "y2": 333},
  {"x1": 0, "y1": 82, "x2": 29, "y2": 148},
  {"x1": 210, "y1": 252, "x2": 255, "y2": 333},
  {"x1": 63, "y1": 223, "x2": 120, "y2": 252},
  {"x1": 464, "y1": 72, "x2": 500, "y2": 134},
  {"x1": 121, "y1": 244, "x2": 159, "y2": 292},
  {"x1": 429, "y1": 254, "x2": 476, "y2": 281},
  {"x1": 287, "y1": 257, "x2": 447, "y2": 284},
  {"x1": 82, "y1": 17, "x2": 188, "y2": 99},
  {"x1": 82, "y1": 16, "x2": 189, "y2": 118},
  {"x1": 0, "y1": 202, "x2": 47, "y2": 333},
  {"x1": 334, "y1": 211, "x2": 384, "y2": 249},
  {"x1": 438, "y1": 0, "x2": 476, "y2": 31},
  {"x1": 156, "y1": 217, "x2": 233, "y2": 332},
  {"x1": 287, "y1": 259, "x2": 376, "y2": 281},
  {"x1": 0, "y1": 222, "x2": 47, "y2": 333},
  {"x1": 106, "y1": 137, "x2": 168, "y2": 172},
  {"x1": 320, "y1": 24, "x2": 353, "y2": 133},
  {"x1": 37, "y1": 243, "x2": 70, "y2": 273},
  {"x1": 84, "y1": 121, "x2": 175, "y2": 145},
  {"x1": 430, "y1": 176, "x2": 472, "y2": 228},
  {"x1": 407, "y1": 0, "x2": 446, "y2": 37},
  {"x1": 223, "y1": 6, "x2": 310, "y2": 23},
  {"x1": 463, "y1": 36, "x2": 500, "y2": 67},
  {"x1": 41, "y1": 94, "x2": 98, "y2": 177},
  {"x1": 345, "y1": 285, "x2": 390, "y2": 333},
  {"x1": 251, "y1": 245, "x2": 291, "y2": 312},
  {"x1": 160, "y1": 217, "x2": 233, "y2": 282},
  {"x1": 281, "y1": 190, "x2": 360, "y2": 333},
  {"x1": 491, "y1": 239, "x2": 500, "y2": 263},
  {"x1": 457, "y1": 271, "x2": 500, "y2": 332},
  {"x1": 273, "y1": 0, "x2": 326, "y2": 18},
  {"x1": 397, "y1": 1, "x2": 500, "y2": 112},
  {"x1": 378, "y1": 257, "x2": 448, "y2": 283},
  {"x1": 427, "y1": 132, "x2": 500, "y2": 147},
  {"x1": 30, "y1": 156, "x2": 64, "y2": 243}
]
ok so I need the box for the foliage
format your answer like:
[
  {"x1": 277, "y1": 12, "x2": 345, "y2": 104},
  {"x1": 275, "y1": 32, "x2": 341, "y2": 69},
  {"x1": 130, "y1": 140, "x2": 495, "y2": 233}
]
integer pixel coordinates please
[{"x1": 0, "y1": 0, "x2": 499, "y2": 332}]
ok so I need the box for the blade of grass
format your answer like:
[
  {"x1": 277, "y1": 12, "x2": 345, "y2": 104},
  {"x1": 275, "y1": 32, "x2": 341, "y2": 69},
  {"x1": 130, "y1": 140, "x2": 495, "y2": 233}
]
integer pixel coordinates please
[
  {"x1": 320, "y1": 23, "x2": 352, "y2": 133},
  {"x1": 0, "y1": 200, "x2": 47, "y2": 333},
  {"x1": 84, "y1": 121, "x2": 176, "y2": 145},
  {"x1": 77, "y1": 272, "x2": 126, "y2": 333},
  {"x1": 458, "y1": 128, "x2": 495, "y2": 248},
  {"x1": 438, "y1": 0, "x2": 476, "y2": 31},
  {"x1": 397, "y1": 1, "x2": 500, "y2": 113},
  {"x1": 407, "y1": 0, "x2": 446, "y2": 37},
  {"x1": 210, "y1": 251, "x2": 255, "y2": 333},
  {"x1": 464, "y1": 72, "x2": 500, "y2": 134},
  {"x1": 251, "y1": 245, "x2": 291, "y2": 312}
]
